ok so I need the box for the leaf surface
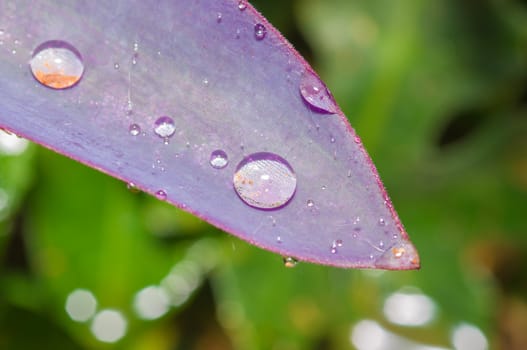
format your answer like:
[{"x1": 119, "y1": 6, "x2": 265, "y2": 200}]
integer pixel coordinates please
[{"x1": 0, "y1": 0, "x2": 418, "y2": 269}]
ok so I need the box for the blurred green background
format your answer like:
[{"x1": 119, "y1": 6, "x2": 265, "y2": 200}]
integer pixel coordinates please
[{"x1": 1, "y1": 0, "x2": 527, "y2": 349}]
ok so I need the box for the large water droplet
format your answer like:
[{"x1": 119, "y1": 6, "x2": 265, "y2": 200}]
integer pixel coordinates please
[
  {"x1": 153, "y1": 116, "x2": 175, "y2": 140},
  {"x1": 283, "y1": 256, "x2": 298, "y2": 268},
  {"x1": 210, "y1": 150, "x2": 228, "y2": 169},
  {"x1": 233, "y1": 152, "x2": 297, "y2": 209},
  {"x1": 299, "y1": 70, "x2": 337, "y2": 114},
  {"x1": 29, "y1": 40, "x2": 84, "y2": 89},
  {"x1": 254, "y1": 23, "x2": 267, "y2": 40}
]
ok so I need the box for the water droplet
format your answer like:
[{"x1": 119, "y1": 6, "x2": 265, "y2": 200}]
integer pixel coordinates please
[
  {"x1": 347, "y1": 169, "x2": 352, "y2": 177},
  {"x1": 330, "y1": 246, "x2": 337, "y2": 254},
  {"x1": 392, "y1": 247, "x2": 405, "y2": 258},
  {"x1": 393, "y1": 233, "x2": 399, "y2": 239},
  {"x1": 202, "y1": 78, "x2": 209, "y2": 86},
  {"x1": 336, "y1": 239, "x2": 343, "y2": 247},
  {"x1": 155, "y1": 190, "x2": 167, "y2": 201},
  {"x1": 129, "y1": 123, "x2": 141, "y2": 136},
  {"x1": 276, "y1": 236, "x2": 282, "y2": 244},
  {"x1": 353, "y1": 216, "x2": 361, "y2": 225},
  {"x1": 209, "y1": 150, "x2": 229, "y2": 169},
  {"x1": 235, "y1": 29, "x2": 241, "y2": 39},
  {"x1": 132, "y1": 53, "x2": 138, "y2": 65},
  {"x1": 114, "y1": 63, "x2": 120, "y2": 70},
  {"x1": 330, "y1": 239, "x2": 343, "y2": 254},
  {"x1": 238, "y1": 1, "x2": 247, "y2": 11},
  {"x1": 307, "y1": 199, "x2": 314, "y2": 207},
  {"x1": 127, "y1": 182, "x2": 140, "y2": 193},
  {"x1": 321, "y1": 185, "x2": 327, "y2": 190},
  {"x1": 330, "y1": 136, "x2": 336, "y2": 143},
  {"x1": 0, "y1": 29, "x2": 4, "y2": 36},
  {"x1": 29, "y1": 40, "x2": 84, "y2": 89},
  {"x1": 283, "y1": 256, "x2": 297, "y2": 268},
  {"x1": 216, "y1": 13, "x2": 222, "y2": 23},
  {"x1": 233, "y1": 152, "x2": 297, "y2": 209},
  {"x1": 299, "y1": 70, "x2": 337, "y2": 114},
  {"x1": 154, "y1": 116, "x2": 176, "y2": 140},
  {"x1": 133, "y1": 42, "x2": 139, "y2": 52},
  {"x1": 379, "y1": 241, "x2": 385, "y2": 249},
  {"x1": 378, "y1": 218, "x2": 386, "y2": 226},
  {"x1": 254, "y1": 23, "x2": 267, "y2": 40}
]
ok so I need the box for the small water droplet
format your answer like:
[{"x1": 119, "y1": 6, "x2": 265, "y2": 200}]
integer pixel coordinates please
[
  {"x1": 369, "y1": 254, "x2": 375, "y2": 260},
  {"x1": 129, "y1": 123, "x2": 141, "y2": 136},
  {"x1": 307, "y1": 199, "x2": 314, "y2": 207},
  {"x1": 330, "y1": 239, "x2": 343, "y2": 254},
  {"x1": 202, "y1": 78, "x2": 209, "y2": 86},
  {"x1": 299, "y1": 70, "x2": 337, "y2": 114},
  {"x1": 347, "y1": 169, "x2": 352, "y2": 177},
  {"x1": 283, "y1": 256, "x2": 297, "y2": 268},
  {"x1": 392, "y1": 247, "x2": 405, "y2": 258},
  {"x1": 155, "y1": 190, "x2": 167, "y2": 200},
  {"x1": 114, "y1": 63, "x2": 120, "y2": 70},
  {"x1": 154, "y1": 116, "x2": 176, "y2": 140},
  {"x1": 29, "y1": 40, "x2": 84, "y2": 89},
  {"x1": 216, "y1": 12, "x2": 222, "y2": 23},
  {"x1": 330, "y1": 136, "x2": 336, "y2": 143},
  {"x1": 132, "y1": 53, "x2": 138, "y2": 65},
  {"x1": 13, "y1": 39, "x2": 20, "y2": 45},
  {"x1": 133, "y1": 42, "x2": 139, "y2": 52},
  {"x1": 353, "y1": 216, "x2": 360, "y2": 225},
  {"x1": 11, "y1": 49, "x2": 16, "y2": 55},
  {"x1": 336, "y1": 239, "x2": 343, "y2": 247},
  {"x1": 330, "y1": 246, "x2": 337, "y2": 254},
  {"x1": 321, "y1": 185, "x2": 327, "y2": 190},
  {"x1": 127, "y1": 182, "x2": 140, "y2": 193},
  {"x1": 379, "y1": 241, "x2": 385, "y2": 249},
  {"x1": 276, "y1": 236, "x2": 282, "y2": 244},
  {"x1": 254, "y1": 23, "x2": 267, "y2": 40},
  {"x1": 210, "y1": 149, "x2": 229, "y2": 169},
  {"x1": 238, "y1": 1, "x2": 247, "y2": 11},
  {"x1": 392, "y1": 233, "x2": 399, "y2": 239},
  {"x1": 0, "y1": 29, "x2": 4, "y2": 36},
  {"x1": 235, "y1": 29, "x2": 241, "y2": 39},
  {"x1": 233, "y1": 152, "x2": 297, "y2": 209},
  {"x1": 378, "y1": 217, "x2": 386, "y2": 226}
]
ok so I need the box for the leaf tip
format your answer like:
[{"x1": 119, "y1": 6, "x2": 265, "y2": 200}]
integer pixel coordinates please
[{"x1": 375, "y1": 240, "x2": 420, "y2": 270}]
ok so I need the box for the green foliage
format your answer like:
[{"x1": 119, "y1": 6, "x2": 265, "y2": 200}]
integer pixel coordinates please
[{"x1": 1, "y1": 0, "x2": 527, "y2": 349}]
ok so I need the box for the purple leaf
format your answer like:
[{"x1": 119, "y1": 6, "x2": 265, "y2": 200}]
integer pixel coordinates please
[{"x1": 0, "y1": 0, "x2": 419, "y2": 269}]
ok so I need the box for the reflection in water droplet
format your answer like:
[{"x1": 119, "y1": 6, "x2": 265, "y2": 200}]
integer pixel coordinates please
[
  {"x1": 210, "y1": 149, "x2": 229, "y2": 169},
  {"x1": 238, "y1": 1, "x2": 247, "y2": 11},
  {"x1": 154, "y1": 116, "x2": 176, "y2": 140},
  {"x1": 29, "y1": 40, "x2": 84, "y2": 89},
  {"x1": 379, "y1": 217, "x2": 386, "y2": 226},
  {"x1": 283, "y1": 256, "x2": 297, "y2": 268},
  {"x1": 233, "y1": 152, "x2": 297, "y2": 209},
  {"x1": 254, "y1": 23, "x2": 267, "y2": 40},
  {"x1": 155, "y1": 190, "x2": 167, "y2": 200},
  {"x1": 299, "y1": 70, "x2": 337, "y2": 114},
  {"x1": 307, "y1": 199, "x2": 314, "y2": 207},
  {"x1": 129, "y1": 123, "x2": 141, "y2": 136}
]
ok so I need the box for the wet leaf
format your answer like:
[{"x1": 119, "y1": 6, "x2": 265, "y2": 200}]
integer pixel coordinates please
[{"x1": 0, "y1": 0, "x2": 418, "y2": 269}]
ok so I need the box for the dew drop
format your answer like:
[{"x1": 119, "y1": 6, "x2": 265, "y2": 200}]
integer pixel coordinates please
[
  {"x1": 379, "y1": 241, "x2": 385, "y2": 249},
  {"x1": 299, "y1": 70, "x2": 337, "y2": 114},
  {"x1": 114, "y1": 63, "x2": 120, "y2": 70},
  {"x1": 321, "y1": 185, "x2": 327, "y2": 190},
  {"x1": 153, "y1": 116, "x2": 176, "y2": 140},
  {"x1": 238, "y1": 1, "x2": 247, "y2": 11},
  {"x1": 29, "y1": 40, "x2": 84, "y2": 89},
  {"x1": 378, "y1": 217, "x2": 386, "y2": 226},
  {"x1": 155, "y1": 190, "x2": 167, "y2": 201},
  {"x1": 347, "y1": 169, "x2": 352, "y2": 177},
  {"x1": 127, "y1": 182, "x2": 140, "y2": 193},
  {"x1": 307, "y1": 199, "x2": 314, "y2": 208},
  {"x1": 216, "y1": 13, "x2": 222, "y2": 23},
  {"x1": 254, "y1": 23, "x2": 267, "y2": 40},
  {"x1": 336, "y1": 239, "x2": 343, "y2": 247},
  {"x1": 330, "y1": 136, "x2": 336, "y2": 143},
  {"x1": 276, "y1": 236, "x2": 282, "y2": 244},
  {"x1": 129, "y1": 123, "x2": 141, "y2": 136},
  {"x1": 209, "y1": 149, "x2": 229, "y2": 169},
  {"x1": 283, "y1": 256, "x2": 297, "y2": 268},
  {"x1": 233, "y1": 152, "x2": 297, "y2": 210}
]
